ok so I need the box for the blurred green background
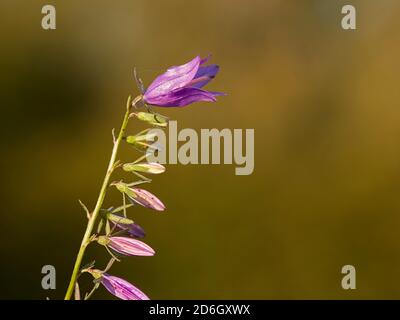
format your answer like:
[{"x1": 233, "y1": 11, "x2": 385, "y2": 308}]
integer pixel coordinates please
[{"x1": 1, "y1": 0, "x2": 400, "y2": 299}]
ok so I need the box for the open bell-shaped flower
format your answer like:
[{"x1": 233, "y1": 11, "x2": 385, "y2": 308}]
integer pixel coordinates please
[{"x1": 143, "y1": 55, "x2": 225, "y2": 107}]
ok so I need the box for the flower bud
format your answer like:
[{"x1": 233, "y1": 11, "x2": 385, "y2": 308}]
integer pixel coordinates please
[
  {"x1": 113, "y1": 182, "x2": 166, "y2": 211},
  {"x1": 135, "y1": 112, "x2": 168, "y2": 127},
  {"x1": 113, "y1": 222, "x2": 146, "y2": 238},
  {"x1": 123, "y1": 162, "x2": 165, "y2": 174},
  {"x1": 100, "y1": 273, "x2": 150, "y2": 300},
  {"x1": 106, "y1": 213, "x2": 134, "y2": 225},
  {"x1": 129, "y1": 188, "x2": 166, "y2": 211},
  {"x1": 100, "y1": 236, "x2": 155, "y2": 256},
  {"x1": 126, "y1": 131, "x2": 159, "y2": 151},
  {"x1": 127, "y1": 223, "x2": 146, "y2": 238}
]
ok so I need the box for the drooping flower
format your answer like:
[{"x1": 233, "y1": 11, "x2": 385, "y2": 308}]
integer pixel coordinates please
[
  {"x1": 100, "y1": 273, "x2": 150, "y2": 300},
  {"x1": 98, "y1": 236, "x2": 154, "y2": 256},
  {"x1": 143, "y1": 55, "x2": 225, "y2": 107}
]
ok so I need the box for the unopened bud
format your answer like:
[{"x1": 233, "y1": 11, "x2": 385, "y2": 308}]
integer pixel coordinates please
[
  {"x1": 123, "y1": 162, "x2": 165, "y2": 174},
  {"x1": 134, "y1": 112, "x2": 168, "y2": 127},
  {"x1": 106, "y1": 213, "x2": 134, "y2": 225}
]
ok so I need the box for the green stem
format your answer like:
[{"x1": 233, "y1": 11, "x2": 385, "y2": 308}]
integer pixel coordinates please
[
  {"x1": 64, "y1": 95, "x2": 140, "y2": 300},
  {"x1": 84, "y1": 283, "x2": 100, "y2": 300}
]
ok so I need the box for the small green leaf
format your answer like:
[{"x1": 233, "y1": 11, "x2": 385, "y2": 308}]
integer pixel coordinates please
[
  {"x1": 126, "y1": 180, "x2": 149, "y2": 188},
  {"x1": 80, "y1": 260, "x2": 96, "y2": 272},
  {"x1": 111, "y1": 203, "x2": 133, "y2": 214},
  {"x1": 74, "y1": 283, "x2": 81, "y2": 300},
  {"x1": 105, "y1": 220, "x2": 111, "y2": 235},
  {"x1": 97, "y1": 219, "x2": 104, "y2": 234}
]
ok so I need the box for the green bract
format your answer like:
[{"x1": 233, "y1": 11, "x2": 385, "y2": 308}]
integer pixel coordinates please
[
  {"x1": 135, "y1": 112, "x2": 168, "y2": 127},
  {"x1": 114, "y1": 182, "x2": 136, "y2": 198},
  {"x1": 122, "y1": 162, "x2": 165, "y2": 174},
  {"x1": 106, "y1": 213, "x2": 134, "y2": 225},
  {"x1": 110, "y1": 203, "x2": 134, "y2": 214}
]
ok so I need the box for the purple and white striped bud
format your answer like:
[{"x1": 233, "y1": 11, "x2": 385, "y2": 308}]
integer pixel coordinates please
[
  {"x1": 92, "y1": 271, "x2": 150, "y2": 300},
  {"x1": 114, "y1": 182, "x2": 166, "y2": 211},
  {"x1": 129, "y1": 188, "x2": 166, "y2": 211},
  {"x1": 98, "y1": 236, "x2": 155, "y2": 256}
]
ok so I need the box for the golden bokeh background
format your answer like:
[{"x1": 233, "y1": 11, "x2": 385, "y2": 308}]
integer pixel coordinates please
[{"x1": 1, "y1": 0, "x2": 400, "y2": 299}]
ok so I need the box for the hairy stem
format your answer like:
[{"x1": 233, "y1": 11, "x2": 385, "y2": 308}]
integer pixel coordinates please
[{"x1": 64, "y1": 95, "x2": 140, "y2": 300}]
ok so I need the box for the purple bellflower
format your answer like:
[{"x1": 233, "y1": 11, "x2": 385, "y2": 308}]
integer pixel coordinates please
[
  {"x1": 65, "y1": 56, "x2": 226, "y2": 301},
  {"x1": 143, "y1": 55, "x2": 225, "y2": 107}
]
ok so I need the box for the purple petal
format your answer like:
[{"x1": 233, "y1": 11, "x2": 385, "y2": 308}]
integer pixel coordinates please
[
  {"x1": 112, "y1": 221, "x2": 146, "y2": 238},
  {"x1": 188, "y1": 65, "x2": 220, "y2": 89},
  {"x1": 145, "y1": 87, "x2": 223, "y2": 107},
  {"x1": 130, "y1": 188, "x2": 166, "y2": 211},
  {"x1": 108, "y1": 236, "x2": 155, "y2": 256},
  {"x1": 200, "y1": 54, "x2": 211, "y2": 65},
  {"x1": 128, "y1": 223, "x2": 146, "y2": 238},
  {"x1": 144, "y1": 56, "x2": 201, "y2": 99},
  {"x1": 101, "y1": 274, "x2": 150, "y2": 300},
  {"x1": 206, "y1": 90, "x2": 227, "y2": 96}
]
